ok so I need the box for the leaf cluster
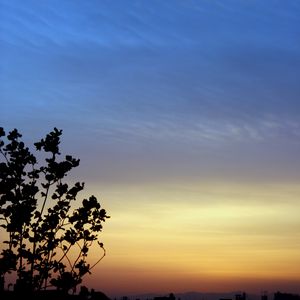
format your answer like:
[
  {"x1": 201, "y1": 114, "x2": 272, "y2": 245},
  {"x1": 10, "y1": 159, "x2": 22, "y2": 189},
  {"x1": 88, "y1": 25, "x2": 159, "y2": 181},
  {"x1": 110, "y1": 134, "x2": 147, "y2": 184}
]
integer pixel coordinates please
[{"x1": 0, "y1": 127, "x2": 110, "y2": 295}]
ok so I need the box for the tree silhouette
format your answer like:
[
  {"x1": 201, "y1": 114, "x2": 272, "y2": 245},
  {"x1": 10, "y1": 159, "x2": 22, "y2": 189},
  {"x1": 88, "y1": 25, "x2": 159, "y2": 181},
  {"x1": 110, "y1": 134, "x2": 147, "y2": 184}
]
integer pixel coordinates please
[{"x1": 0, "y1": 127, "x2": 109, "y2": 296}]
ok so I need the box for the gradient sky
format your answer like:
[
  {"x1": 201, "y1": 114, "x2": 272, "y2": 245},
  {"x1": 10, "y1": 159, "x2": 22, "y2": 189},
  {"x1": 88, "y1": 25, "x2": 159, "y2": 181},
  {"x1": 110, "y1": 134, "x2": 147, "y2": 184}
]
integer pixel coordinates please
[{"x1": 1, "y1": 0, "x2": 300, "y2": 297}]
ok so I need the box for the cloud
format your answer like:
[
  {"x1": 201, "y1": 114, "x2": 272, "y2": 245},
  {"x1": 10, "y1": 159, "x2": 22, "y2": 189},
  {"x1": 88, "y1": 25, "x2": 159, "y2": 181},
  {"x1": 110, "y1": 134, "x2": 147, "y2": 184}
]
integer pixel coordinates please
[{"x1": 1, "y1": 0, "x2": 300, "y2": 185}]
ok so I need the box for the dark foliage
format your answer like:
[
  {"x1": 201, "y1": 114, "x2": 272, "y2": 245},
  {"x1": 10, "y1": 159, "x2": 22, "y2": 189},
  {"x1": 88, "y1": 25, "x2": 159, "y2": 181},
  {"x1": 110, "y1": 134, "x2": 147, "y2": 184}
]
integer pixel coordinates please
[{"x1": 0, "y1": 127, "x2": 109, "y2": 296}]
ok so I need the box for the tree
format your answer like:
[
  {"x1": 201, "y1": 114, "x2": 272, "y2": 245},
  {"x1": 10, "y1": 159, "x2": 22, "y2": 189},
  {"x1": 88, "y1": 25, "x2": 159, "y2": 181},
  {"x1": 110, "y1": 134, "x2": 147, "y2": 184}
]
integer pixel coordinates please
[{"x1": 0, "y1": 127, "x2": 109, "y2": 296}]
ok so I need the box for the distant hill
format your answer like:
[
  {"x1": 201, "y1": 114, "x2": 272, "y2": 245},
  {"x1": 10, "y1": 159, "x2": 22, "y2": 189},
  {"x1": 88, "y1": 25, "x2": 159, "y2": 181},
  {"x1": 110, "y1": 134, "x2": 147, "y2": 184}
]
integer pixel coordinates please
[
  {"x1": 125, "y1": 291, "x2": 262, "y2": 300},
  {"x1": 177, "y1": 292, "x2": 261, "y2": 300}
]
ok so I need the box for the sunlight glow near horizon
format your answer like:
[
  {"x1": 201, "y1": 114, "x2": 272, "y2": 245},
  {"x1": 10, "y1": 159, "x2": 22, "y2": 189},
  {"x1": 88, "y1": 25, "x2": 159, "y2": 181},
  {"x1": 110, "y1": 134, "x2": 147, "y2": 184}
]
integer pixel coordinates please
[{"x1": 82, "y1": 182, "x2": 300, "y2": 296}]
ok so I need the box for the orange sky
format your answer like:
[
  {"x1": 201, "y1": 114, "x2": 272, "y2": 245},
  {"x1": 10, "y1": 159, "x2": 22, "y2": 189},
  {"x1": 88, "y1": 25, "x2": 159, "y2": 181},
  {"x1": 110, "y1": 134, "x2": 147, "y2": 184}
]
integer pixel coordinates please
[{"x1": 78, "y1": 181, "x2": 300, "y2": 297}]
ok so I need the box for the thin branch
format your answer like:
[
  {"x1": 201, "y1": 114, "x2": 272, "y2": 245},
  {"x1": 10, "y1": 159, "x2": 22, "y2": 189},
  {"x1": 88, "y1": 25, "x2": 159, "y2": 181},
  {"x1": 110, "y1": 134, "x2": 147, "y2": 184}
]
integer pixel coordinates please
[
  {"x1": 58, "y1": 243, "x2": 73, "y2": 269},
  {"x1": 87, "y1": 245, "x2": 106, "y2": 272},
  {"x1": 71, "y1": 240, "x2": 84, "y2": 273}
]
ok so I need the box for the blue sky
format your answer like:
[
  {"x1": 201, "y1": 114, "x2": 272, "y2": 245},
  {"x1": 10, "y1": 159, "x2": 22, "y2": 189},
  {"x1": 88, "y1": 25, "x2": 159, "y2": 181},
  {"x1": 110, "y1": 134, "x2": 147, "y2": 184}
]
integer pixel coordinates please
[{"x1": 2, "y1": 0, "x2": 300, "y2": 185}]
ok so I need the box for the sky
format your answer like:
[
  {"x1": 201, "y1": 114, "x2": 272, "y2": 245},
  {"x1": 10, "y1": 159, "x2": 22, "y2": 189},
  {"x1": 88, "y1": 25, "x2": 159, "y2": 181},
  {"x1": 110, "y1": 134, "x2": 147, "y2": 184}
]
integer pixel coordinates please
[{"x1": 1, "y1": 0, "x2": 300, "y2": 297}]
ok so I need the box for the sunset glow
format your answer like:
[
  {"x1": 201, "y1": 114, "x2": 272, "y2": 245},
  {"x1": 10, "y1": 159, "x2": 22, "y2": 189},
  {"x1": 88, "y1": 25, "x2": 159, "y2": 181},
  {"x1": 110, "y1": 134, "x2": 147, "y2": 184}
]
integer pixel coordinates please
[
  {"x1": 85, "y1": 182, "x2": 300, "y2": 295},
  {"x1": 1, "y1": 0, "x2": 300, "y2": 298}
]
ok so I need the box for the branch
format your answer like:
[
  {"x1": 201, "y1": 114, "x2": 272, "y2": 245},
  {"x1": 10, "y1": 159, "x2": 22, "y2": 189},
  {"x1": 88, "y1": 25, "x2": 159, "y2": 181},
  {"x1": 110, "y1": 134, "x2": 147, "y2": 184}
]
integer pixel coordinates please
[{"x1": 87, "y1": 244, "x2": 106, "y2": 273}]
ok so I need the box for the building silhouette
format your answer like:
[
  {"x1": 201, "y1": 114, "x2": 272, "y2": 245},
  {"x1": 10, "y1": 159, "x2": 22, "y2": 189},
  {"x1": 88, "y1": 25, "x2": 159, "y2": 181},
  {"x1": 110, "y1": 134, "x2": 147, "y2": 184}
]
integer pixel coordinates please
[
  {"x1": 154, "y1": 293, "x2": 176, "y2": 300},
  {"x1": 219, "y1": 291, "x2": 247, "y2": 300},
  {"x1": 274, "y1": 292, "x2": 300, "y2": 300}
]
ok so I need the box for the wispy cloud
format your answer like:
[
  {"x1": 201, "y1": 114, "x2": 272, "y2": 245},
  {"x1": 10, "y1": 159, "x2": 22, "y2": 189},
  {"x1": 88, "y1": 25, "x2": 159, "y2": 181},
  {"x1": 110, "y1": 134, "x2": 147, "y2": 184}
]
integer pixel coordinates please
[{"x1": 1, "y1": 0, "x2": 300, "y2": 183}]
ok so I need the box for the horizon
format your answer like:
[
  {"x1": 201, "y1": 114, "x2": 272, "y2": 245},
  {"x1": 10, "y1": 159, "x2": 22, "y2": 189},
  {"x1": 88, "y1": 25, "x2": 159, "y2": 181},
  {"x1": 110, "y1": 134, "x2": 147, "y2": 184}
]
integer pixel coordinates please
[
  {"x1": 110, "y1": 290, "x2": 299, "y2": 298},
  {"x1": 92, "y1": 289, "x2": 300, "y2": 299},
  {"x1": 1, "y1": 0, "x2": 300, "y2": 297}
]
